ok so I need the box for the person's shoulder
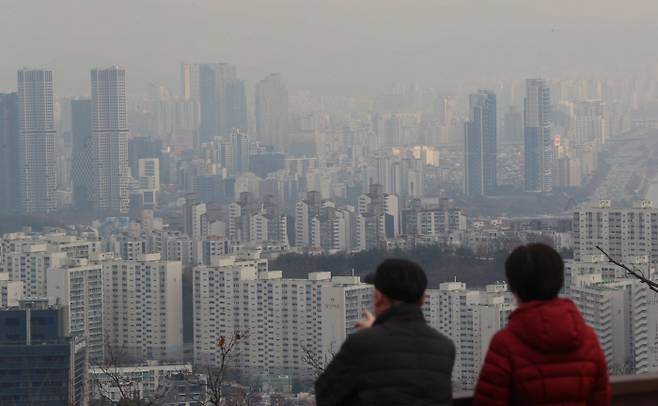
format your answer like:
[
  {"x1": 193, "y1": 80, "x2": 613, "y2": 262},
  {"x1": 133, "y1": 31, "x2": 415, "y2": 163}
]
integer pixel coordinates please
[
  {"x1": 582, "y1": 320, "x2": 600, "y2": 338},
  {"x1": 343, "y1": 327, "x2": 380, "y2": 349},
  {"x1": 424, "y1": 324, "x2": 455, "y2": 344},
  {"x1": 488, "y1": 326, "x2": 515, "y2": 352},
  {"x1": 413, "y1": 323, "x2": 456, "y2": 355},
  {"x1": 348, "y1": 321, "x2": 429, "y2": 346}
]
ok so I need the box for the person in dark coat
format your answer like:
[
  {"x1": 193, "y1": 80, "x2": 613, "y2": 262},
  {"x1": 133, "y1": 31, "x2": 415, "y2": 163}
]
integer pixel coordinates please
[
  {"x1": 473, "y1": 243, "x2": 611, "y2": 406},
  {"x1": 314, "y1": 258, "x2": 455, "y2": 406}
]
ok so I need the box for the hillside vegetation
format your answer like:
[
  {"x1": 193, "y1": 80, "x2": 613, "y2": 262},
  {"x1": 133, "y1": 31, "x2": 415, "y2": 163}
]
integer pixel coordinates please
[{"x1": 271, "y1": 246, "x2": 508, "y2": 288}]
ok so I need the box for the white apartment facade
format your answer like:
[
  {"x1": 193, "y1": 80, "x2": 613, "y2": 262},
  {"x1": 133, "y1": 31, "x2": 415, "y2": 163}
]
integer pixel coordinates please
[
  {"x1": 102, "y1": 255, "x2": 183, "y2": 362},
  {"x1": 162, "y1": 233, "x2": 194, "y2": 266},
  {"x1": 354, "y1": 186, "x2": 400, "y2": 251},
  {"x1": 570, "y1": 272, "x2": 658, "y2": 375},
  {"x1": 294, "y1": 199, "x2": 312, "y2": 249},
  {"x1": 320, "y1": 276, "x2": 373, "y2": 363},
  {"x1": 573, "y1": 200, "x2": 658, "y2": 262},
  {"x1": 2, "y1": 242, "x2": 68, "y2": 297},
  {"x1": 137, "y1": 157, "x2": 160, "y2": 209},
  {"x1": 193, "y1": 258, "x2": 372, "y2": 382},
  {"x1": 0, "y1": 272, "x2": 23, "y2": 307},
  {"x1": 430, "y1": 281, "x2": 514, "y2": 390},
  {"x1": 43, "y1": 234, "x2": 102, "y2": 259},
  {"x1": 48, "y1": 261, "x2": 105, "y2": 363}
]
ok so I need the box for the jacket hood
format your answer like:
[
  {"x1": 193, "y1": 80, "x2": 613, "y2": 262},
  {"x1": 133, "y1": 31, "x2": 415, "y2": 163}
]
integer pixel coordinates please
[{"x1": 507, "y1": 298, "x2": 586, "y2": 353}]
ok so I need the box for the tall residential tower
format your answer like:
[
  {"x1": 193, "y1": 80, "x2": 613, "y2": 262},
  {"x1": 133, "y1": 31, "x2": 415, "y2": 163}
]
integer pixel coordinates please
[
  {"x1": 91, "y1": 66, "x2": 130, "y2": 213},
  {"x1": 464, "y1": 89, "x2": 497, "y2": 197},
  {"x1": 198, "y1": 63, "x2": 246, "y2": 144},
  {"x1": 0, "y1": 93, "x2": 20, "y2": 215},
  {"x1": 524, "y1": 79, "x2": 552, "y2": 193},
  {"x1": 179, "y1": 62, "x2": 200, "y2": 101},
  {"x1": 17, "y1": 69, "x2": 56, "y2": 213},
  {"x1": 71, "y1": 99, "x2": 93, "y2": 210},
  {"x1": 255, "y1": 73, "x2": 288, "y2": 148}
]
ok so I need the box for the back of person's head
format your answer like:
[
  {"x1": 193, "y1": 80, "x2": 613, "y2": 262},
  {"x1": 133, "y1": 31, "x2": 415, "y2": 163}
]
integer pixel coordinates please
[
  {"x1": 505, "y1": 243, "x2": 564, "y2": 302},
  {"x1": 365, "y1": 258, "x2": 428, "y2": 304}
]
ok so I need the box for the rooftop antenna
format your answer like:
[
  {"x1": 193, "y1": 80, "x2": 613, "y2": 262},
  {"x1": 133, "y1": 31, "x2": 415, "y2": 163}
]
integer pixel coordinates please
[
  {"x1": 454, "y1": 276, "x2": 457, "y2": 283},
  {"x1": 351, "y1": 268, "x2": 355, "y2": 277}
]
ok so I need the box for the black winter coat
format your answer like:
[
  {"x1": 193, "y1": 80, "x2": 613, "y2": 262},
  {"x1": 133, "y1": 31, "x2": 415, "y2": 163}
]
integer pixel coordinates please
[{"x1": 314, "y1": 303, "x2": 455, "y2": 406}]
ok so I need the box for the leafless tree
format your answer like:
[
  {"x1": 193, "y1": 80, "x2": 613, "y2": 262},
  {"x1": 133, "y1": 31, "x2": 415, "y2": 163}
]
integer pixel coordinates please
[
  {"x1": 596, "y1": 245, "x2": 658, "y2": 293},
  {"x1": 90, "y1": 340, "x2": 159, "y2": 406},
  {"x1": 222, "y1": 383, "x2": 259, "y2": 406},
  {"x1": 609, "y1": 360, "x2": 634, "y2": 376},
  {"x1": 195, "y1": 331, "x2": 245, "y2": 406},
  {"x1": 300, "y1": 344, "x2": 335, "y2": 378}
]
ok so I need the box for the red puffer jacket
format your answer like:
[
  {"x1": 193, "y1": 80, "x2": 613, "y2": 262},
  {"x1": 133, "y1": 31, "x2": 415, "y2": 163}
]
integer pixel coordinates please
[{"x1": 472, "y1": 298, "x2": 610, "y2": 406}]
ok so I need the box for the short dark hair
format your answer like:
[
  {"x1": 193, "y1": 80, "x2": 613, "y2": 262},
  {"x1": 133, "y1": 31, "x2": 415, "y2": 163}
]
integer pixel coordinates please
[
  {"x1": 364, "y1": 258, "x2": 428, "y2": 303},
  {"x1": 505, "y1": 243, "x2": 564, "y2": 302}
]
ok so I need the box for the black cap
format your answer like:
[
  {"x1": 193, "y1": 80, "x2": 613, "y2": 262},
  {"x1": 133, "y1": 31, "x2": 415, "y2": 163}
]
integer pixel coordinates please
[{"x1": 363, "y1": 258, "x2": 428, "y2": 303}]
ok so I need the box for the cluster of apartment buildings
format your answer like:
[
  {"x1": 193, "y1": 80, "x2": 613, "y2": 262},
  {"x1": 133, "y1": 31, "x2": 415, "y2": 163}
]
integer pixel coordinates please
[
  {"x1": 0, "y1": 226, "x2": 511, "y2": 392},
  {"x1": 178, "y1": 184, "x2": 467, "y2": 257},
  {"x1": 3, "y1": 199, "x2": 658, "y2": 398}
]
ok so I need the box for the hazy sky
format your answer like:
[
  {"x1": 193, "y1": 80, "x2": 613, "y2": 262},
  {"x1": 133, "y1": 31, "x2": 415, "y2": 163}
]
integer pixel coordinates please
[{"x1": 2, "y1": 0, "x2": 658, "y2": 96}]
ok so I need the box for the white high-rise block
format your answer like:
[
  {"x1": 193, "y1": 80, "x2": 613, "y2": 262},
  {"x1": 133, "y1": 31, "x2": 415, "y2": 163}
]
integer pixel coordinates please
[
  {"x1": 2, "y1": 243, "x2": 67, "y2": 297},
  {"x1": 429, "y1": 281, "x2": 514, "y2": 390},
  {"x1": 295, "y1": 200, "x2": 311, "y2": 248},
  {"x1": 571, "y1": 275, "x2": 657, "y2": 375},
  {"x1": 573, "y1": 201, "x2": 658, "y2": 263},
  {"x1": 185, "y1": 201, "x2": 207, "y2": 241},
  {"x1": 102, "y1": 256, "x2": 183, "y2": 362},
  {"x1": 0, "y1": 272, "x2": 23, "y2": 307},
  {"x1": 320, "y1": 277, "x2": 373, "y2": 362},
  {"x1": 91, "y1": 66, "x2": 130, "y2": 214},
  {"x1": 48, "y1": 263, "x2": 105, "y2": 362},
  {"x1": 193, "y1": 257, "x2": 372, "y2": 381},
  {"x1": 193, "y1": 262, "x2": 258, "y2": 368},
  {"x1": 17, "y1": 69, "x2": 56, "y2": 214},
  {"x1": 138, "y1": 158, "x2": 160, "y2": 208}
]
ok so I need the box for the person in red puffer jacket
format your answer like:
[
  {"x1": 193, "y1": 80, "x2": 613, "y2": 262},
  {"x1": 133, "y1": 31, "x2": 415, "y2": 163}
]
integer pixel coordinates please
[{"x1": 473, "y1": 243, "x2": 611, "y2": 406}]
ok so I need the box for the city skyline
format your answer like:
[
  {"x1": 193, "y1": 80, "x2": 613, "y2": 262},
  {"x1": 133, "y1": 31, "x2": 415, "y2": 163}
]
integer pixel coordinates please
[
  {"x1": 3, "y1": 2, "x2": 658, "y2": 404},
  {"x1": 0, "y1": 61, "x2": 653, "y2": 224}
]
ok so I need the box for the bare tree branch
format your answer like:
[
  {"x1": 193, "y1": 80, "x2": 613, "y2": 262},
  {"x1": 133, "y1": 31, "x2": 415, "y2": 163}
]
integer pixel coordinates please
[
  {"x1": 90, "y1": 339, "x2": 160, "y2": 406},
  {"x1": 596, "y1": 245, "x2": 658, "y2": 293},
  {"x1": 196, "y1": 330, "x2": 246, "y2": 406},
  {"x1": 300, "y1": 344, "x2": 336, "y2": 378}
]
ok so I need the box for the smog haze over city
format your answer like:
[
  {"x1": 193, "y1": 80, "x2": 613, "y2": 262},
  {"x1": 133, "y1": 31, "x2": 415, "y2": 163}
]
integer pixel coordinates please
[
  {"x1": 3, "y1": 1, "x2": 658, "y2": 405},
  {"x1": 3, "y1": 0, "x2": 658, "y2": 94}
]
